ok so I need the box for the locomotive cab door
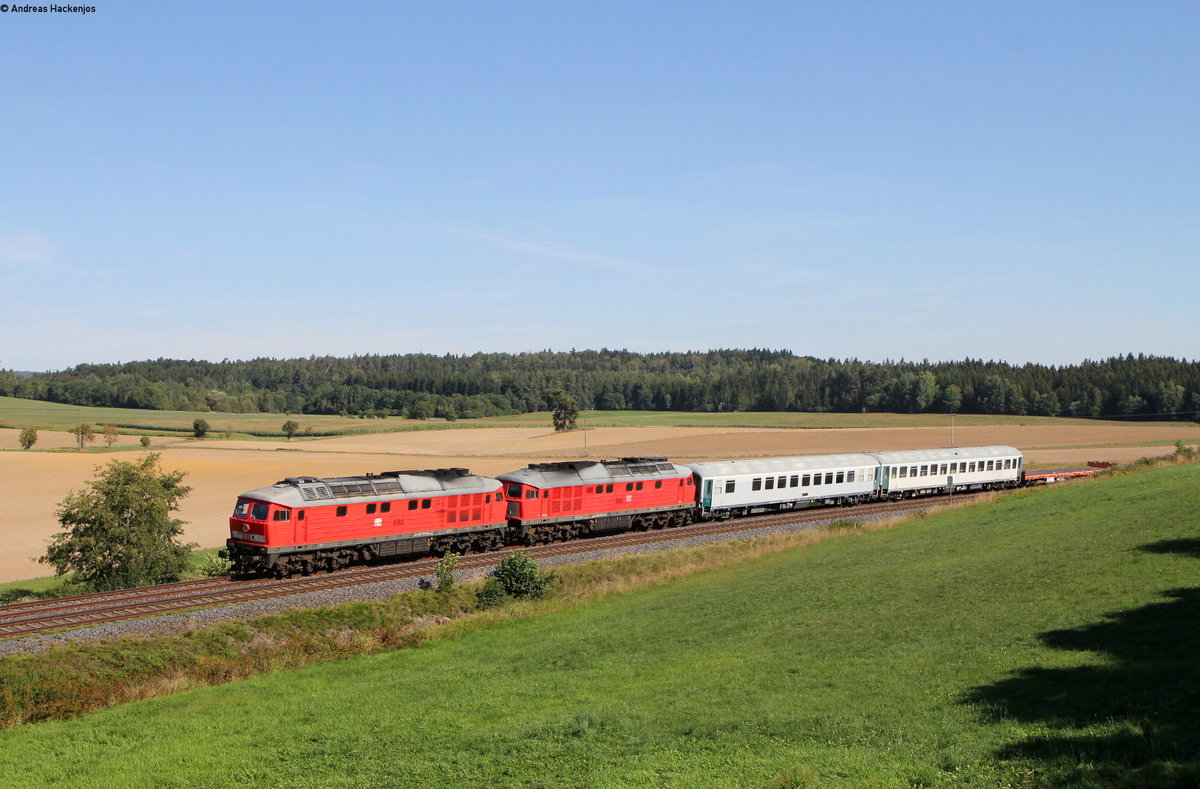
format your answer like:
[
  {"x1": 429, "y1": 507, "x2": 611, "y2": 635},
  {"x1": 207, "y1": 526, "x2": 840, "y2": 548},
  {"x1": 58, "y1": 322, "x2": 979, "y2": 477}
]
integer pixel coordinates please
[{"x1": 294, "y1": 511, "x2": 307, "y2": 545}]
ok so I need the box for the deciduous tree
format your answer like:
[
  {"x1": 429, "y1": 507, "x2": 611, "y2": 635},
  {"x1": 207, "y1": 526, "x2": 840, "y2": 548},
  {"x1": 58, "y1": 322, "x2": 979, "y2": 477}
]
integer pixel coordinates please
[
  {"x1": 548, "y1": 390, "x2": 578, "y2": 432},
  {"x1": 102, "y1": 423, "x2": 118, "y2": 448},
  {"x1": 41, "y1": 453, "x2": 195, "y2": 591},
  {"x1": 19, "y1": 427, "x2": 37, "y2": 450},
  {"x1": 192, "y1": 418, "x2": 209, "y2": 438},
  {"x1": 71, "y1": 423, "x2": 95, "y2": 451},
  {"x1": 282, "y1": 419, "x2": 300, "y2": 440}
]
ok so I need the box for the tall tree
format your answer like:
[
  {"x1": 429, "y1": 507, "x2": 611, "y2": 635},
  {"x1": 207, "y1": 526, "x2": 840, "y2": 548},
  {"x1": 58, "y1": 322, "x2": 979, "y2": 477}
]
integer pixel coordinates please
[
  {"x1": 281, "y1": 419, "x2": 300, "y2": 440},
  {"x1": 41, "y1": 453, "x2": 195, "y2": 591},
  {"x1": 102, "y1": 423, "x2": 119, "y2": 448},
  {"x1": 71, "y1": 423, "x2": 95, "y2": 451},
  {"x1": 548, "y1": 390, "x2": 578, "y2": 431}
]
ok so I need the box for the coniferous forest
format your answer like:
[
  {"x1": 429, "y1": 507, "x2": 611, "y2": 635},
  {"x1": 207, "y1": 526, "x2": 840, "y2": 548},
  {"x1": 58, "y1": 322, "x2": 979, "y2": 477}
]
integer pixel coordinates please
[{"x1": 1, "y1": 351, "x2": 1198, "y2": 421}]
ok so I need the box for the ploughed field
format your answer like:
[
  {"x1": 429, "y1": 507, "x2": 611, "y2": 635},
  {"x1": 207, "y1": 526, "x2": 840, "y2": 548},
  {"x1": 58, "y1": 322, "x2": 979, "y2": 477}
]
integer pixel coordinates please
[
  {"x1": 0, "y1": 462, "x2": 1195, "y2": 786},
  {"x1": 1, "y1": 411, "x2": 1198, "y2": 583}
]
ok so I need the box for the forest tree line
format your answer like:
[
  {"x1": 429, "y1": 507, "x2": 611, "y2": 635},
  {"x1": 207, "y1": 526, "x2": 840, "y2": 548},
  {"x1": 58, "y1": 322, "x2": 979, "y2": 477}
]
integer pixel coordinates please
[{"x1": 2, "y1": 350, "x2": 1198, "y2": 421}]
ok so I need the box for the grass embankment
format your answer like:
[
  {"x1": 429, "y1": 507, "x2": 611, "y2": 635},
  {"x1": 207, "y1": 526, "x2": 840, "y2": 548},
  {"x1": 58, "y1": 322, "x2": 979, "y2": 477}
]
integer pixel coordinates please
[
  {"x1": 2, "y1": 462, "x2": 1198, "y2": 786},
  {"x1": 0, "y1": 549, "x2": 231, "y2": 604}
]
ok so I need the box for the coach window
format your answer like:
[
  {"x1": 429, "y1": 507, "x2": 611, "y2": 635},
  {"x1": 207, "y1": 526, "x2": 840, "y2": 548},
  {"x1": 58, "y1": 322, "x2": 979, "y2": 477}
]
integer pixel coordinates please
[
  {"x1": 890, "y1": 466, "x2": 897, "y2": 478},
  {"x1": 848, "y1": 470, "x2": 856, "y2": 482},
  {"x1": 366, "y1": 503, "x2": 377, "y2": 515},
  {"x1": 765, "y1": 477, "x2": 775, "y2": 490},
  {"x1": 812, "y1": 474, "x2": 822, "y2": 486},
  {"x1": 899, "y1": 467, "x2": 908, "y2": 478},
  {"x1": 421, "y1": 499, "x2": 431, "y2": 509},
  {"x1": 381, "y1": 502, "x2": 391, "y2": 513},
  {"x1": 802, "y1": 474, "x2": 810, "y2": 486},
  {"x1": 776, "y1": 477, "x2": 784, "y2": 488},
  {"x1": 910, "y1": 467, "x2": 918, "y2": 477},
  {"x1": 836, "y1": 472, "x2": 844, "y2": 484},
  {"x1": 789, "y1": 475, "x2": 797, "y2": 487},
  {"x1": 988, "y1": 460, "x2": 995, "y2": 471},
  {"x1": 920, "y1": 466, "x2": 927, "y2": 476},
  {"x1": 752, "y1": 478, "x2": 762, "y2": 491},
  {"x1": 273, "y1": 510, "x2": 290, "y2": 521},
  {"x1": 725, "y1": 480, "x2": 736, "y2": 493},
  {"x1": 336, "y1": 506, "x2": 347, "y2": 517}
]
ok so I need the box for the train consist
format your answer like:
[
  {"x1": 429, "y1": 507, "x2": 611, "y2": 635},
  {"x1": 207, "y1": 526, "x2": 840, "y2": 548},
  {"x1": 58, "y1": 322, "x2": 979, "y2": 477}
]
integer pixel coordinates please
[{"x1": 221, "y1": 445, "x2": 1024, "y2": 577}]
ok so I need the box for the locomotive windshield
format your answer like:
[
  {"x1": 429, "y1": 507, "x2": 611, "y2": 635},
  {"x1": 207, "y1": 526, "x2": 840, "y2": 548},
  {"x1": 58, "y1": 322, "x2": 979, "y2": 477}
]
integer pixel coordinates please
[{"x1": 233, "y1": 500, "x2": 269, "y2": 520}]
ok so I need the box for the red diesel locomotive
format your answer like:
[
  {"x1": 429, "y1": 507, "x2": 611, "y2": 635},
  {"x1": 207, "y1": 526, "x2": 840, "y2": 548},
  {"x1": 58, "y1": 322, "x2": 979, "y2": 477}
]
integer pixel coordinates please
[
  {"x1": 222, "y1": 468, "x2": 507, "y2": 577},
  {"x1": 222, "y1": 457, "x2": 695, "y2": 577}
]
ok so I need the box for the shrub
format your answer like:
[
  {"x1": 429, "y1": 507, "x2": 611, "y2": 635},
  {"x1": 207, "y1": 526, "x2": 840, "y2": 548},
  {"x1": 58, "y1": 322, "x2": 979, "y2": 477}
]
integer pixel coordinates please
[
  {"x1": 140, "y1": 436, "x2": 152, "y2": 448},
  {"x1": 18, "y1": 427, "x2": 37, "y2": 450},
  {"x1": 196, "y1": 552, "x2": 233, "y2": 578},
  {"x1": 491, "y1": 551, "x2": 555, "y2": 599},
  {"x1": 192, "y1": 418, "x2": 209, "y2": 439},
  {"x1": 476, "y1": 577, "x2": 509, "y2": 608},
  {"x1": 436, "y1": 552, "x2": 460, "y2": 593}
]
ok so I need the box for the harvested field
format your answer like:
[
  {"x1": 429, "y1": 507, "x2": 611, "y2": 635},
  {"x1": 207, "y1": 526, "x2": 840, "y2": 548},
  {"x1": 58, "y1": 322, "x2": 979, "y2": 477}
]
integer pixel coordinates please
[{"x1": 1, "y1": 422, "x2": 1197, "y2": 584}]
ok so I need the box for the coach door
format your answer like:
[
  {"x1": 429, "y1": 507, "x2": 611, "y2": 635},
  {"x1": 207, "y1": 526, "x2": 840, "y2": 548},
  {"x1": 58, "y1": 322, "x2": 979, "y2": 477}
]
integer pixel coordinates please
[{"x1": 702, "y1": 479, "x2": 713, "y2": 508}]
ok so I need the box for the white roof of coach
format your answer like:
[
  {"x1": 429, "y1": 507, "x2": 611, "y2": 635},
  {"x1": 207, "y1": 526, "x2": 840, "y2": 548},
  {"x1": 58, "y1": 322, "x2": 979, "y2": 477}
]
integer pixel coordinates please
[
  {"x1": 686, "y1": 454, "x2": 879, "y2": 478},
  {"x1": 868, "y1": 446, "x2": 1022, "y2": 465}
]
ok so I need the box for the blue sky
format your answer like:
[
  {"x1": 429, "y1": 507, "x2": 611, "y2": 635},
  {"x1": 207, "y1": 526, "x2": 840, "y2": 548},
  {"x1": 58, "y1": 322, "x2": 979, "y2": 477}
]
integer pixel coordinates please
[{"x1": 2, "y1": 1, "x2": 1196, "y2": 370}]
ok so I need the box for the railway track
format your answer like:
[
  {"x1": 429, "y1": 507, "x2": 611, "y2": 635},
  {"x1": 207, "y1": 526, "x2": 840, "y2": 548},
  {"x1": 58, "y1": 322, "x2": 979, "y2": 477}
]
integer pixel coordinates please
[{"x1": 0, "y1": 492, "x2": 983, "y2": 640}]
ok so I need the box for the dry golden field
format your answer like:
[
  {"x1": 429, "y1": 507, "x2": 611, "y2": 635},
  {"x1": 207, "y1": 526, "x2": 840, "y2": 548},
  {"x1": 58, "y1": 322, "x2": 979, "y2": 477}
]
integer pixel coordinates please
[{"x1": 2, "y1": 422, "x2": 1198, "y2": 583}]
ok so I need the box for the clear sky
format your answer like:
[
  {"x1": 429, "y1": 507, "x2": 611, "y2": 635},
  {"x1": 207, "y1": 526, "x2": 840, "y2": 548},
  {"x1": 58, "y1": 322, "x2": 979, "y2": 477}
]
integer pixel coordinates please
[{"x1": 2, "y1": 1, "x2": 1196, "y2": 371}]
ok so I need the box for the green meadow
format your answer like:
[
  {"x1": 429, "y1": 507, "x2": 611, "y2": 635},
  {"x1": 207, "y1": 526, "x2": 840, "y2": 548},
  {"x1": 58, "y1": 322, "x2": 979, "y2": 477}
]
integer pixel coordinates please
[
  {"x1": 0, "y1": 462, "x2": 1195, "y2": 787},
  {"x1": 0, "y1": 394, "x2": 1118, "y2": 439}
]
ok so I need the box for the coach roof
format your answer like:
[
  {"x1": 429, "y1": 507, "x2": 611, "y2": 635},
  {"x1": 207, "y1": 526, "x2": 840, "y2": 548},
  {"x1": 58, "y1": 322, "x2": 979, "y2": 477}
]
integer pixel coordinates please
[
  {"x1": 868, "y1": 446, "x2": 1022, "y2": 465},
  {"x1": 685, "y1": 454, "x2": 879, "y2": 478}
]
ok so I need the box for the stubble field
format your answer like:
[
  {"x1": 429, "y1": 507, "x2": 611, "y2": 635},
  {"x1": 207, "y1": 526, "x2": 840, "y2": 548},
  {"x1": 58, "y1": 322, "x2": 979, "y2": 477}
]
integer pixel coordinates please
[{"x1": 2, "y1": 418, "x2": 1198, "y2": 583}]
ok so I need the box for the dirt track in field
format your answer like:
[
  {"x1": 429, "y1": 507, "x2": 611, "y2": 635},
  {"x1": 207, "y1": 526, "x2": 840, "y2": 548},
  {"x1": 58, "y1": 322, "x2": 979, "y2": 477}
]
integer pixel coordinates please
[{"x1": 2, "y1": 422, "x2": 1198, "y2": 584}]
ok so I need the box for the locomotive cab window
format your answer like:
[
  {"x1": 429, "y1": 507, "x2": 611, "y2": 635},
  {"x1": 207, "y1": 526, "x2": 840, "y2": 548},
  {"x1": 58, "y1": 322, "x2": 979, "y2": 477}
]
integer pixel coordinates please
[
  {"x1": 526, "y1": 490, "x2": 538, "y2": 499},
  {"x1": 366, "y1": 503, "x2": 377, "y2": 515},
  {"x1": 273, "y1": 510, "x2": 290, "y2": 521},
  {"x1": 297, "y1": 510, "x2": 305, "y2": 521},
  {"x1": 606, "y1": 484, "x2": 614, "y2": 493},
  {"x1": 635, "y1": 482, "x2": 643, "y2": 491},
  {"x1": 626, "y1": 483, "x2": 634, "y2": 491},
  {"x1": 336, "y1": 506, "x2": 347, "y2": 517},
  {"x1": 507, "y1": 485, "x2": 522, "y2": 498},
  {"x1": 596, "y1": 485, "x2": 604, "y2": 494},
  {"x1": 654, "y1": 480, "x2": 662, "y2": 489},
  {"x1": 421, "y1": 499, "x2": 431, "y2": 509},
  {"x1": 408, "y1": 500, "x2": 418, "y2": 510},
  {"x1": 381, "y1": 502, "x2": 391, "y2": 513}
]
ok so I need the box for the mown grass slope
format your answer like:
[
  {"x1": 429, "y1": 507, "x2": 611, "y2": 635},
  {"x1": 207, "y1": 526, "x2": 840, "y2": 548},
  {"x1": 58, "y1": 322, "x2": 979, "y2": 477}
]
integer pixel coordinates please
[{"x1": 1, "y1": 465, "x2": 1197, "y2": 788}]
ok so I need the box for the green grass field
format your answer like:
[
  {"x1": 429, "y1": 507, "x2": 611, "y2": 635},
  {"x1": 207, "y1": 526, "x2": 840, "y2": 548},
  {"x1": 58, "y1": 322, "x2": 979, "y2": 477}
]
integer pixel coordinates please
[
  {"x1": 0, "y1": 394, "x2": 1129, "y2": 439},
  {"x1": 0, "y1": 463, "x2": 1195, "y2": 787}
]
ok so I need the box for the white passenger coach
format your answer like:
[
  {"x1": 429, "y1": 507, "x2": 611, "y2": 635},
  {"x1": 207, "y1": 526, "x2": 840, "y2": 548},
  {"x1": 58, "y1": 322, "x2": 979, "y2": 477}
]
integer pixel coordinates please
[
  {"x1": 686, "y1": 454, "x2": 878, "y2": 518},
  {"x1": 869, "y1": 445, "x2": 1022, "y2": 498}
]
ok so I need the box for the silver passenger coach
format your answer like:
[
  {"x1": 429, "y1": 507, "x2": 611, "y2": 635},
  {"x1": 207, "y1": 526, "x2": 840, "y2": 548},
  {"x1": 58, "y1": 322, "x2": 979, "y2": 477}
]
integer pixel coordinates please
[{"x1": 686, "y1": 454, "x2": 878, "y2": 518}]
